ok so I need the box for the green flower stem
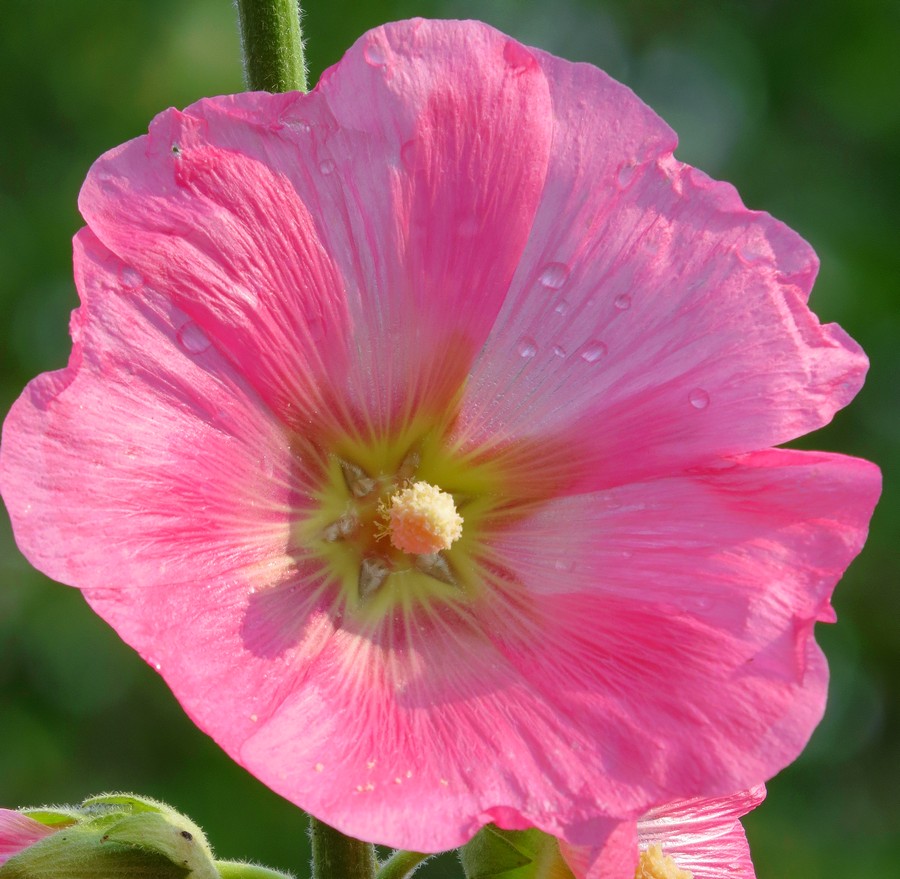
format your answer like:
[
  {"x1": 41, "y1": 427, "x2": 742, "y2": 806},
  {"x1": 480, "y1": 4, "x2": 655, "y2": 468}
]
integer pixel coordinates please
[
  {"x1": 309, "y1": 816, "x2": 376, "y2": 879},
  {"x1": 235, "y1": 0, "x2": 307, "y2": 92},
  {"x1": 216, "y1": 861, "x2": 295, "y2": 879},
  {"x1": 376, "y1": 850, "x2": 433, "y2": 879}
]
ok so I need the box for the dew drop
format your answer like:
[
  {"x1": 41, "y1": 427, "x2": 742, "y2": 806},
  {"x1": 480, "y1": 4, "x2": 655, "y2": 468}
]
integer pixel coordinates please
[
  {"x1": 553, "y1": 559, "x2": 574, "y2": 572},
  {"x1": 738, "y1": 243, "x2": 767, "y2": 265},
  {"x1": 580, "y1": 341, "x2": 607, "y2": 363},
  {"x1": 319, "y1": 158, "x2": 335, "y2": 175},
  {"x1": 400, "y1": 139, "x2": 417, "y2": 169},
  {"x1": 118, "y1": 266, "x2": 142, "y2": 290},
  {"x1": 552, "y1": 345, "x2": 566, "y2": 358},
  {"x1": 617, "y1": 162, "x2": 636, "y2": 187},
  {"x1": 176, "y1": 321, "x2": 211, "y2": 355},
  {"x1": 517, "y1": 336, "x2": 537, "y2": 359},
  {"x1": 614, "y1": 293, "x2": 632, "y2": 310},
  {"x1": 539, "y1": 262, "x2": 570, "y2": 290},
  {"x1": 689, "y1": 388, "x2": 710, "y2": 409},
  {"x1": 364, "y1": 42, "x2": 387, "y2": 67},
  {"x1": 503, "y1": 39, "x2": 536, "y2": 74},
  {"x1": 554, "y1": 299, "x2": 569, "y2": 316}
]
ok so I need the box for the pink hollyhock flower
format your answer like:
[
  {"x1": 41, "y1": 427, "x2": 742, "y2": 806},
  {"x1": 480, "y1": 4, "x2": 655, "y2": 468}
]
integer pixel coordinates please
[
  {"x1": 0, "y1": 810, "x2": 57, "y2": 866},
  {"x1": 0, "y1": 18, "x2": 880, "y2": 852},
  {"x1": 560, "y1": 787, "x2": 766, "y2": 878}
]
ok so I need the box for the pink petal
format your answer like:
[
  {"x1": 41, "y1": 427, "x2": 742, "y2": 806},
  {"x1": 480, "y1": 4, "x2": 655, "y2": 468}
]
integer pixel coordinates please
[
  {"x1": 235, "y1": 599, "x2": 627, "y2": 852},
  {"x1": 456, "y1": 47, "x2": 866, "y2": 486},
  {"x1": 0, "y1": 810, "x2": 56, "y2": 865},
  {"x1": 1, "y1": 230, "x2": 298, "y2": 591},
  {"x1": 637, "y1": 787, "x2": 766, "y2": 879},
  {"x1": 78, "y1": 20, "x2": 554, "y2": 434},
  {"x1": 561, "y1": 788, "x2": 765, "y2": 879},
  {"x1": 77, "y1": 99, "x2": 355, "y2": 436},
  {"x1": 479, "y1": 450, "x2": 879, "y2": 809}
]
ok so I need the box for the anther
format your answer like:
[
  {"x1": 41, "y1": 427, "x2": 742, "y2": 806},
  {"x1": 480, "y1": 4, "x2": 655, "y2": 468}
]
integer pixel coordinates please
[
  {"x1": 359, "y1": 556, "x2": 391, "y2": 598},
  {"x1": 322, "y1": 513, "x2": 358, "y2": 542},
  {"x1": 414, "y1": 552, "x2": 457, "y2": 586},
  {"x1": 340, "y1": 460, "x2": 377, "y2": 498}
]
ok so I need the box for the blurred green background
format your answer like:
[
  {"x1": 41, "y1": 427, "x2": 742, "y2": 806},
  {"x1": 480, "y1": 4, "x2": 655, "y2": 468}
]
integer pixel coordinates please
[{"x1": 0, "y1": 1, "x2": 896, "y2": 876}]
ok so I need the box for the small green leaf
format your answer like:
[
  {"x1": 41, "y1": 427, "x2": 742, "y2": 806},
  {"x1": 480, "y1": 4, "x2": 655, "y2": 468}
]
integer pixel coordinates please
[
  {"x1": 460, "y1": 826, "x2": 534, "y2": 878},
  {"x1": 460, "y1": 827, "x2": 575, "y2": 879}
]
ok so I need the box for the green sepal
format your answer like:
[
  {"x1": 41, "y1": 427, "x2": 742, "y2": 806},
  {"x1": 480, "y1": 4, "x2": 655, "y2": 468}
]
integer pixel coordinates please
[
  {"x1": 460, "y1": 826, "x2": 534, "y2": 878},
  {"x1": 18, "y1": 809, "x2": 79, "y2": 828},
  {"x1": 81, "y1": 794, "x2": 167, "y2": 815},
  {"x1": 215, "y1": 860, "x2": 296, "y2": 879},
  {"x1": 0, "y1": 824, "x2": 190, "y2": 879},
  {"x1": 103, "y1": 814, "x2": 218, "y2": 879},
  {"x1": 460, "y1": 826, "x2": 575, "y2": 879}
]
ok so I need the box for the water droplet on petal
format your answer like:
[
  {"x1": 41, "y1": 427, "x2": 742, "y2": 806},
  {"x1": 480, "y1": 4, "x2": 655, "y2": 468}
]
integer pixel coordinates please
[
  {"x1": 580, "y1": 341, "x2": 607, "y2": 363},
  {"x1": 554, "y1": 299, "x2": 569, "y2": 316},
  {"x1": 552, "y1": 345, "x2": 566, "y2": 358},
  {"x1": 400, "y1": 139, "x2": 417, "y2": 169},
  {"x1": 689, "y1": 388, "x2": 710, "y2": 409},
  {"x1": 738, "y1": 243, "x2": 767, "y2": 265},
  {"x1": 503, "y1": 39, "x2": 537, "y2": 74},
  {"x1": 364, "y1": 42, "x2": 387, "y2": 67},
  {"x1": 553, "y1": 559, "x2": 574, "y2": 572},
  {"x1": 319, "y1": 159, "x2": 335, "y2": 175},
  {"x1": 119, "y1": 266, "x2": 142, "y2": 290},
  {"x1": 614, "y1": 293, "x2": 632, "y2": 310},
  {"x1": 617, "y1": 162, "x2": 637, "y2": 187},
  {"x1": 517, "y1": 337, "x2": 537, "y2": 358},
  {"x1": 176, "y1": 321, "x2": 211, "y2": 355},
  {"x1": 539, "y1": 262, "x2": 570, "y2": 289}
]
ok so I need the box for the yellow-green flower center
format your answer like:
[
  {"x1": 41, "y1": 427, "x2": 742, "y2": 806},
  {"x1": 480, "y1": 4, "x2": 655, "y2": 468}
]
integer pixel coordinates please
[{"x1": 293, "y1": 420, "x2": 515, "y2": 622}]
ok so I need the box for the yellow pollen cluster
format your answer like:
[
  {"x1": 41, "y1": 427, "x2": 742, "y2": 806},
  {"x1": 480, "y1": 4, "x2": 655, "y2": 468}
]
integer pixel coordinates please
[
  {"x1": 634, "y1": 845, "x2": 693, "y2": 879},
  {"x1": 387, "y1": 481, "x2": 463, "y2": 555}
]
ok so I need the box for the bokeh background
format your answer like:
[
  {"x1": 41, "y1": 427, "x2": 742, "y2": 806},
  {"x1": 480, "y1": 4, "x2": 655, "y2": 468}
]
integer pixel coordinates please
[{"x1": 1, "y1": 1, "x2": 896, "y2": 876}]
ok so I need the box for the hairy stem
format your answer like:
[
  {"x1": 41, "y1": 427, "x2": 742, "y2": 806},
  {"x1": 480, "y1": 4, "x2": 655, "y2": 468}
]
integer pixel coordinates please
[
  {"x1": 309, "y1": 816, "x2": 376, "y2": 879},
  {"x1": 235, "y1": 0, "x2": 307, "y2": 92}
]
